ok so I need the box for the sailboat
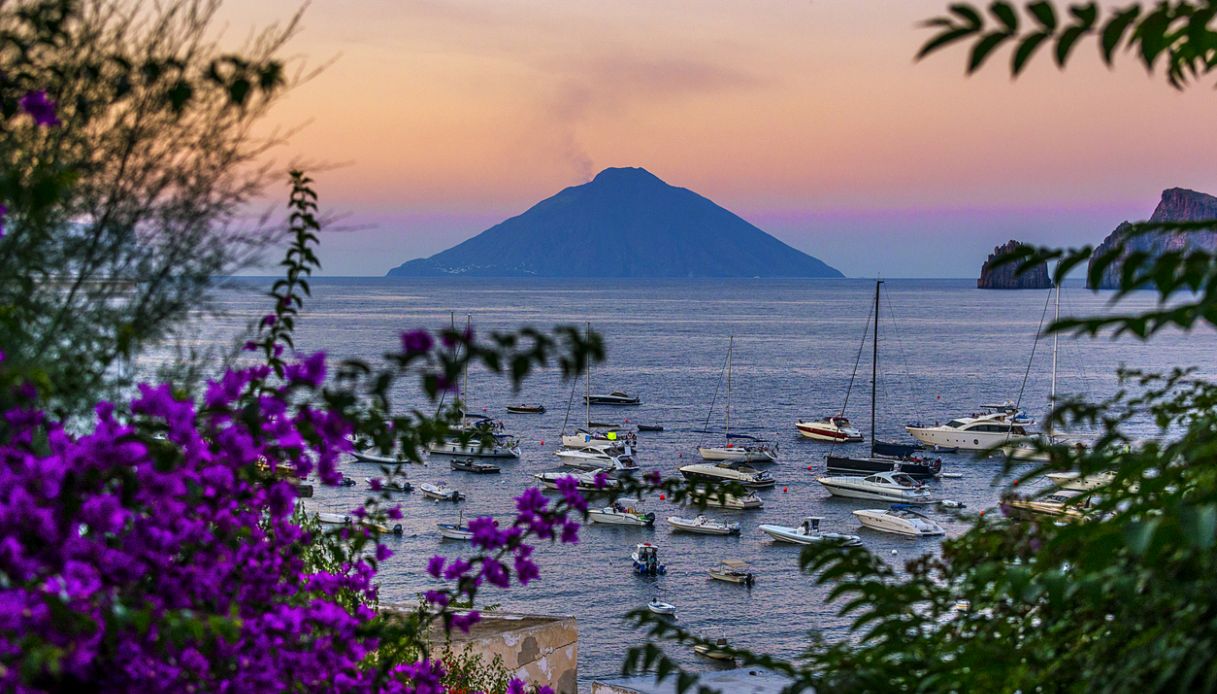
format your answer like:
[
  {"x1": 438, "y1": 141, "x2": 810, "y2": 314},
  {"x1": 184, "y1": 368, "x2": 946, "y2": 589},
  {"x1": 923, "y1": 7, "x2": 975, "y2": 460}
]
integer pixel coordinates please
[
  {"x1": 825, "y1": 281, "x2": 942, "y2": 478},
  {"x1": 697, "y1": 336, "x2": 778, "y2": 463},
  {"x1": 560, "y1": 323, "x2": 636, "y2": 450},
  {"x1": 428, "y1": 315, "x2": 521, "y2": 459}
]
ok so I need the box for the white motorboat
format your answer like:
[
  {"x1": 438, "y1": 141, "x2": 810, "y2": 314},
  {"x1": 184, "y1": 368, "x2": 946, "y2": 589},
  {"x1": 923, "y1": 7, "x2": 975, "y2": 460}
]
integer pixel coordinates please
[
  {"x1": 534, "y1": 471, "x2": 620, "y2": 492},
  {"x1": 905, "y1": 412, "x2": 1031, "y2": 451},
  {"x1": 696, "y1": 491, "x2": 764, "y2": 510},
  {"x1": 795, "y1": 416, "x2": 863, "y2": 442},
  {"x1": 758, "y1": 517, "x2": 861, "y2": 546},
  {"x1": 853, "y1": 505, "x2": 945, "y2": 536},
  {"x1": 1045, "y1": 470, "x2": 1115, "y2": 491},
  {"x1": 697, "y1": 336, "x2": 779, "y2": 463},
  {"x1": 585, "y1": 391, "x2": 640, "y2": 406},
  {"x1": 707, "y1": 559, "x2": 754, "y2": 585},
  {"x1": 679, "y1": 462, "x2": 775, "y2": 488},
  {"x1": 366, "y1": 477, "x2": 412, "y2": 493},
  {"x1": 588, "y1": 501, "x2": 655, "y2": 526},
  {"x1": 428, "y1": 433, "x2": 521, "y2": 459},
  {"x1": 315, "y1": 512, "x2": 403, "y2": 535},
  {"x1": 351, "y1": 450, "x2": 408, "y2": 464},
  {"x1": 561, "y1": 428, "x2": 637, "y2": 450},
  {"x1": 647, "y1": 598, "x2": 677, "y2": 616},
  {"x1": 631, "y1": 542, "x2": 666, "y2": 575},
  {"x1": 666, "y1": 515, "x2": 740, "y2": 536},
  {"x1": 554, "y1": 445, "x2": 636, "y2": 471},
  {"x1": 817, "y1": 471, "x2": 933, "y2": 504},
  {"x1": 437, "y1": 512, "x2": 474, "y2": 541},
  {"x1": 693, "y1": 638, "x2": 734, "y2": 661},
  {"x1": 419, "y1": 481, "x2": 464, "y2": 502},
  {"x1": 450, "y1": 458, "x2": 501, "y2": 474},
  {"x1": 1005, "y1": 489, "x2": 1089, "y2": 519}
]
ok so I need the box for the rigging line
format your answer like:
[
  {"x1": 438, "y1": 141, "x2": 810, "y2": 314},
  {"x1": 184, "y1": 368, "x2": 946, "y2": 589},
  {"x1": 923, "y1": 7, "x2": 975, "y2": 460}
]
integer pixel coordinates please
[
  {"x1": 560, "y1": 370, "x2": 578, "y2": 435},
  {"x1": 882, "y1": 290, "x2": 917, "y2": 395},
  {"x1": 698, "y1": 341, "x2": 732, "y2": 449},
  {"x1": 1015, "y1": 287, "x2": 1055, "y2": 412},
  {"x1": 840, "y1": 297, "x2": 873, "y2": 416}
]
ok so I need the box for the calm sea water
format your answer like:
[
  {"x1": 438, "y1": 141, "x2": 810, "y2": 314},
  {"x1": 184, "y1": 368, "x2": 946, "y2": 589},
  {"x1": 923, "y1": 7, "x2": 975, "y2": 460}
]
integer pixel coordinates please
[{"x1": 191, "y1": 277, "x2": 1213, "y2": 684}]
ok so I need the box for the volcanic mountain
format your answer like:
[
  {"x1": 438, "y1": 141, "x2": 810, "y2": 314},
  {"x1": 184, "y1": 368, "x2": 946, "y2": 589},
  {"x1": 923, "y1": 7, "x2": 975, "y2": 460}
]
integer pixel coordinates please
[
  {"x1": 386, "y1": 167, "x2": 842, "y2": 278},
  {"x1": 1090, "y1": 187, "x2": 1217, "y2": 289}
]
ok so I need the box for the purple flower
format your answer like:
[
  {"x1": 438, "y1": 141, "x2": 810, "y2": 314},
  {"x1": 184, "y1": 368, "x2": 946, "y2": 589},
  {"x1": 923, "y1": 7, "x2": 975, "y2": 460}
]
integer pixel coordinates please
[
  {"x1": 424, "y1": 590, "x2": 450, "y2": 607},
  {"x1": 644, "y1": 470, "x2": 662, "y2": 485},
  {"x1": 508, "y1": 679, "x2": 527, "y2": 694},
  {"x1": 242, "y1": 340, "x2": 257, "y2": 352},
  {"x1": 375, "y1": 544, "x2": 393, "y2": 562},
  {"x1": 426, "y1": 555, "x2": 445, "y2": 578},
  {"x1": 560, "y1": 519, "x2": 580, "y2": 544},
  {"x1": 468, "y1": 516, "x2": 506, "y2": 550},
  {"x1": 0, "y1": 203, "x2": 7, "y2": 238},
  {"x1": 387, "y1": 505, "x2": 402, "y2": 520},
  {"x1": 261, "y1": 314, "x2": 277, "y2": 328},
  {"x1": 19, "y1": 90, "x2": 59, "y2": 126},
  {"x1": 284, "y1": 351, "x2": 326, "y2": 388},
  {"x1": 450, "y1": 610, "x2": 480, "y2": 633},
  {"x1": 442, "y1": 558, "x2": 472, "y2": 581},
  {"x1": 481, "y1": 558, "x2": 510, "y2": 588},
  {"x1": 514, "y1": 546, "x2": 540, "y2": 586},
  {"x1": 401, "y1": 329, "x2": 434, "y2": 355},
  {"x1": 555, "y1": 475, "x2": 588, "y2": 512}
]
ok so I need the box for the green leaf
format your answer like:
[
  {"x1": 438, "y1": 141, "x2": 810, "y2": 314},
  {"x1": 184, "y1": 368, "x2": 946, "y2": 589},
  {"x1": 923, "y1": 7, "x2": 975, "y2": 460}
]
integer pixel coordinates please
[
  {"x1": 1056, "y1": 25, "x2": 1088, "y2": 66},
  {"x1": 1125, "y1": 517, "x2": 1160, "y2": 555},
  {"x1": 1102, "y1": 7, "x2": 1142, "y2": 64},
  {"x1": 990, "y1": 1, "x2": 1019, "y2": 32},
  {"x1": 1013, "y1": 32, "x2": 1050, "y2": 74},
  {"x1": 969, "y1": 31, "x2": 1012, "y2": 72},
  {"x1": 918, "y1": 27, "x2": 982, "y2": 60},
  {"x1": 950, "y1": 3, "x2": 985, "y2": 28},
  {"x1": 1028, "y1": 0, "x2": 1057, "y2": 30}
]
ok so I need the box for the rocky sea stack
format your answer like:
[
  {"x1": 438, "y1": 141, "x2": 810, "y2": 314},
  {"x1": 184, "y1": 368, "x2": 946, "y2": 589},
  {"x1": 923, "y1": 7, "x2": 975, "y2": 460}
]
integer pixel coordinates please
[
  {"x1": 386, "y1": 167, "x2": 842, "y2": 278},
  {"x1": 1089, "y1": 188, "x2": 1217, "y2": 289},
  {"x1": 977, "y1": 240, "x2": 1051, "y2": 289}
]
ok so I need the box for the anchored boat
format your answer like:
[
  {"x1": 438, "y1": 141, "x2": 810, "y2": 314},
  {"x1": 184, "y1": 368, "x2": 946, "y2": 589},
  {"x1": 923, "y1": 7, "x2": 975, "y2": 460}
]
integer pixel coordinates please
[
  {"x1": 758, "y1": 517, "x2": 861, "y2": 546},
  {"x1": 853, "y1": 505, "x2": 945, "y2": 536},
  {"x1": 818, "y1": 471, "x2": 933, "y2": 504},
  {"x1": 666, "y1": 515, "x2": 740, "y2": 535}
]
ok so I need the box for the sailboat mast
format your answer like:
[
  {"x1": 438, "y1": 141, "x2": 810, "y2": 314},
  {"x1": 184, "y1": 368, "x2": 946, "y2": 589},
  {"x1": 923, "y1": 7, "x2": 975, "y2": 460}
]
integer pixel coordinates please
[
  {"x1": 1050, "y1": 283, "x2": 1059, "y2": 438},
  {"x1": 462, "y1": 315, "x2": 471, "y2": 413},
  {"x1": 870, "y1": 280, "x2": 881, "y2": 450},
  {"x1": 725, "y1": 336, "x2": 733, "y2": 442},
  {"x1": 585, "y1": 321, "x2": 591, "y2": 429}
]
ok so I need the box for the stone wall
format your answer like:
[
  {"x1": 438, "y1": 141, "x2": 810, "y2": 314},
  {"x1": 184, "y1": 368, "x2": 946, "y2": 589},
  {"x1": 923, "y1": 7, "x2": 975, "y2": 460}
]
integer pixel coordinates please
[{"x1": 430, "y1": 612, "x2": 577, "y2": 693}]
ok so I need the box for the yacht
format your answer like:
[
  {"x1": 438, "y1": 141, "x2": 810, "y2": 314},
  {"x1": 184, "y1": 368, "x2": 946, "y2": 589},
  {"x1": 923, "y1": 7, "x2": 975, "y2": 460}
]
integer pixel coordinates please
[
  {"x1": 666, "y1": 515, "x2": 740, "y2": 536},
  {"x1": 450, "y1": 458, "x2": 500, "y2": 473},
  {"x1": 586, "y1": 391, "x2": 641, "y2": 406},
  {"x1": 795, "y1": 416, "x2": 863, "y2": 442},
  {"x1": 817, "y1": 471, "x2": 933, "y2": 503},
  {"x1": 506, "y1": 403, "x2": 545, "y2": 414},
  {"x1": 853, "y1": 505, "x2": 945, "y2": 536},
  {"x1": 533, "y1": 470, "x2": 620, "y2": 492},
  {"x1": 561, "y1": 427, "x2": 636, "y2": 450},
  {"x1": 758, "y1": 517, "x2": 861, "y2": 546},
  {"x1": 905, "y1": 412, "x2": 1030, "y2": 451},
  {"x1": 428, "y1": 432, "x2": 521, "y2": 459},
  {"x1": 1005, "y1": 489, "x2": 1089, "y2": 519},
  {"x1": 554, "y1": 445, "x2": 636, "y2": 472},
  {"x1": 1045, "y1": 470, "x2": 1115, "y2": 491},
  {"x1": 679, "y1": 461, "x2": 775, "y2": 488},
  {"x1": 588, "y1": 501, "x2": 655, "y2": 526}
]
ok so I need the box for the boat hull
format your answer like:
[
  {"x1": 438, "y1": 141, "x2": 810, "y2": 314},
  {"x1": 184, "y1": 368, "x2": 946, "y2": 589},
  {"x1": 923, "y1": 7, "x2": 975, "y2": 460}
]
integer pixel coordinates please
[
  {"x1": 852, "y1": 510, "x2": 944, "y2": 536},
  {"x1": 666, "y1": 517, "x2": 738, "y2": 535},
  {"x1": 758, "y1": 525, "x2": 861, "y2": 546},
  {"x1": 795, "y1": 422, "x2": 862, "y2": 442},
  {"x1": 588, "y1": 509, "x2": 654, "y2": 526},
  {"x1": 825, "y1": 454, "x2": 940, "y2": 479},
  {"x1": 906, "y1": 425, "x2": 1026, "y2": 451},
  {"x1": 679, "y1": 466, "x2": 775, "y2": 488},
  {"x1": 697, "y1": 446, "x2": 777, "y2": 463},
  {"x1": 818, "y1": 480, "x2": 931, "y2": 504},
  {"x1": 707, "y1": 570, "x2": 753, "y2": 585},
  {"x1": 428, "y1": 440, "x2": 520, "y2": 459},
  {"x1": 437, "y1": 524, "x2": 473, "y2": 540}
]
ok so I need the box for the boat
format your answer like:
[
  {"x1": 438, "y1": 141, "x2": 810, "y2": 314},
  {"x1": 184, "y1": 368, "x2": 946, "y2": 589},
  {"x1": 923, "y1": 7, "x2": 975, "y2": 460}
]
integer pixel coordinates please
[
  {"x1": 366, "y1": 477, "x2": 412, "y2": 493},
  {"x1": 427, "y1": 432, "x2": 522, "y2": 459},
  {"x1": 506, "y1": 403, "x2": 546, "y2": 414},
  {"x1": 823, "y1": 280, "x2": 946, "y2": 479},
  {"x1": 796, "y1": 416, "x2": 864, "y2": 442},
  {"x1": 679, "y1": 461, "x2": 775, "y2": 488},
  {"x1": 666, "y1": 515, "x2": 740, "y2": 535},
  {"x1": 419, "y1": 481, "x2": 464, "y2": 502},
  {"x1": 561, "y1": 428, "x2": 636, "y2": 450},
  {"x1": 636, "y1": 423, "x2": 664, "y2": 432},
  {"x1": 339, "y1": 475, "x2": 357, "y2": 487},
  {"x1": 631, "y1": 542, "x2": 666, "y2": 575},
  {"x1": 1045, "y1": 470, "x2": 1115, "y2": 491},
  {"x1": 1005, "y1": 489, "x2": 1089, "y2": 519},
  {"x1": 707, "y1": 559, "x2": 754, "y2": 585},
  {"x1": 695, "y1": 490, "x2": 764, "y2": 510},
  {"x1": 853, "y1": 505, "x2": 945, "y2": 536},
  {"x1": 979, "y1": 400, "x2": 1035, "y2": 424},
  {"x1": 554, "y1": 445, "x2": 637, "y2": 471},
  {"x1": 450, "y1": 458, "x2": 501, "y2": 474},
  {"x1": 758, "y1": 517, "x2": 862, "y2": 546},
  {"x1": 586, "y1": 391, "x2": 640, "y2": 406},
  {"x1": 647, "y1": 598, "x2": 677, "y2": 616},
  {"x1": 437, "y1": 511, "x2": 474, "y2": 541},
  {"x1": 588, "y1": 500, "x2": 655, "y2": 526},
  {"x1": 905, "y1": 412, "x2": 1032, "y2": 451},
  {"x1": 534, "y1": 471, "x2": 620, "y2": 492},
  {"x1": 315, "y1": 512, "x2": 403, "y2": 535},
  {"x1": 693, "y1": 638, "x2": 734, "y2": 661},
  {"x1": 351, "y1": 450, "x2": 406, "y2": 465},
  {"x1": 697, "y1": 336, "x2": 779, "y2": 463},
  {"x1": 817, "y1": 471, "x2": 933, "y2": 503}
]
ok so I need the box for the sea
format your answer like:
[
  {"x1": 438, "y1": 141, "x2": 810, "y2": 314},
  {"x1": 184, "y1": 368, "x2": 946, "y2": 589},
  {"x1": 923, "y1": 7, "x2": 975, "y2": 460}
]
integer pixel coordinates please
[{"x1": 188, "y1": 277, "x2": 1214, "y2": 685}]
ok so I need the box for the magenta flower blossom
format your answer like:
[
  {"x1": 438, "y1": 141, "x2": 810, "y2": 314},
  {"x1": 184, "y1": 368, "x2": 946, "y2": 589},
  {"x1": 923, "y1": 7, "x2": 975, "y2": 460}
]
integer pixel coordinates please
[
  {"x1": 284, "y1": 351, "x2": 327, "y2": 388},
  {"x1": 0, "y1": 203, "x2": 7, "y2": 238},
  {"x1": 19, "y1": 90, "x2": 59, "y2": 126},
  {"x1": 400, "y1": 329, "x2": 434, "y2": 355},
  {"x1": 261, "y1": 314, "x2": 277, "y2": 327},
  {"x1": 426, "y1": 555, "x2": 445, "y2": 578},
  {"x1": 450, "y1": 610, "x2": 480, "y2": 633}
]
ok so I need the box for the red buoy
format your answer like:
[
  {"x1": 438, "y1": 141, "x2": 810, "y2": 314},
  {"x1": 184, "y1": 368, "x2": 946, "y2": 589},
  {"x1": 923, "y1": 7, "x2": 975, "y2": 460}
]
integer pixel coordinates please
[
  {"x1": 659, "y1": 494, "x2": 666, "y2": 501},
  {"x1": 783, "y1": 486, "x2": 788, "y2": 493}
]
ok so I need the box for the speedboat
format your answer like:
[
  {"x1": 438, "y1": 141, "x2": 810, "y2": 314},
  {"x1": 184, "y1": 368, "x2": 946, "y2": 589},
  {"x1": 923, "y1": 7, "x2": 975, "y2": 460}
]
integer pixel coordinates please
[
  {"x1": 450, "y1": 458, "x2": 501, "y2": 474},
  {"x1": 506, "y1": 403, "x2": 545, "y2": 414},
  {"x1": 696, "y1": 491, "x2": 764, "y2": 510},
  {"x1": 428, "y1": 432, "x2": 521, "y2": 459},
  {"x1": 647, "y1": 598, "x2": 677, "y2": 616},
  {"x1": 586, "y1": 391, "x2": 641, "y2": 406},
  {"x1": 707, "y1": 559, "x2": 754, "y2": 585},
  {"x1": 561, "y1": 428, "x2": 637, "y2": 450},
  {"x1": 667, "y1": 515, "x2": 740, "y2": 536},
  {"x1": 905, "y1": 412, "x2": 1031, "y2": 451},
  {"x1": 419, "y1": 482, "x2": 464, "y2": 502},
  {"x1": 1005, "y1": 489, "x2": 1089, "y2": 519},
  {"x1": 825, "y1": 452, "x2": 942, "y2": 479},
  {"x1": 817, "y1": 471, "x2": 933, "y2": 503},
  {"x1": 554, "y1": 445, "x2": 636, "y2": 472},
  {"x1": 693, "y1": 638, "x2": 734, "y2": 661},
  {"x1": 758, "y1": 517, "x2": 861, "y2": 546},
  {"x1": 796, "y1": 416, "x2": 863, "y2": 442},
  {"x1": 853, "y1": 505, "x2": 945, "y2": 536},
  {"x1": 366, "y1": 477, "x2": 412, "y2": 493},
  {"x1": 1045, "y1": 470, "x2": 1115, "y2": 491},
  {"x1": 315, "y1": 512, "x2": 403, "y2": 536},
  {"x1": 588, "y1": 501, "x2": 655, "y2": 526},
  {"x1": 636, "y1": 423, "x2": 664, "y2": 432},
  {"x1": 351, "y1": 450, "x2": 405, "y2": 464},
  {"x1": 534, "y1": 471, "x2": 620, "y2": 492},
  {"x1": 631, "y1": 542, "x2": 666, "y2": 575},
  {"x1": 679, "y1": 462, "x2": 775, "y2": 488},
  {"x1": 697, "y1": 435, "x2": 778, "y2": 464}
]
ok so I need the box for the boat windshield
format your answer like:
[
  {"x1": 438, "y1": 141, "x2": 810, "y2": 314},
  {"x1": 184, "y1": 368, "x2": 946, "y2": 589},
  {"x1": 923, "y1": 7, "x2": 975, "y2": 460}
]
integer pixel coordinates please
[
  {"x1": 946, "y1": 419, "x2": 966, "y2": 429},
  {"x1": 891, "y1": 473, "x2": 918, "y2": 487}
]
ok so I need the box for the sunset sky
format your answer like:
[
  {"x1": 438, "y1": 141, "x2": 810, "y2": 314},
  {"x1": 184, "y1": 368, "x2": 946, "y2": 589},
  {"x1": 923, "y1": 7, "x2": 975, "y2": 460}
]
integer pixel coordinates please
[{"x1": 219, "y1": 1, "x2": 1217, "y2": 277}]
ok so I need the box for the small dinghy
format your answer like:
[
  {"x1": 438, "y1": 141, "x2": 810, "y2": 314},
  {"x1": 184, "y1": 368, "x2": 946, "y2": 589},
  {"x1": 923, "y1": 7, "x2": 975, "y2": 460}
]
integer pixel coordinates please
[
  {"x1": 588, "y1": 500, "x2": 655, "y2": 526},
  {"x1": 631, "y1": 542, "x2": 666, "y2": 575},
  {"x1": 647, "y1": 598, "x2": 677, "y2": 616},
  {"x1": 339, "y1": 475, "x2": 357, "y2": 487},
  {"x1": 419, "y1": 482, "x2": 464, "y2": 502},
  {"x1": 315, "y1": 512, "x2": 403, "y2": 536},
  {"x1": 667, "y1": 515, "x2": 740, "y2": 536},
  {"x1": 450, "y1": 458, "x2": 501, "y2": 474},
  {"x1": 506, "y1": 403, "x2": 546, "y2": 414},
  {"x1": 366, "y1": 477, "x2": 412, "y2": 493},
  {"x1": 437, "y1": 511, "x2": 474, "y2": 541},
  {"x1": 636, "y1": 424, "x2": 664, "y2": 432},
  {"x1": 853, "y1": 505, "x2": 945, "y2": 537},
  {"x1": 758, "y1": 517, "x2": 861, "y2": 546},
  {"x1": 707, "y1": 559, "x2": 754, "y2": 585},
  {"x1": 693, "y1": 638, "x2": 734, "y2": 661}
]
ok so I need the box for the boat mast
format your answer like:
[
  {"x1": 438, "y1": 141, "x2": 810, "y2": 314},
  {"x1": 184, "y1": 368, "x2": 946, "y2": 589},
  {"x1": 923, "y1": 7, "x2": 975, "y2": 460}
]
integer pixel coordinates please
[
  {"x1": 1049, "y1": 283, "x2": 1059, "y2": 439},
  {"x1": 462, "y1": 314, "x2": 472, "y2": 416},
  {"x1": 585, "y1": 321, "x2": 591, "y2": 429},
  {"x1": 725, "y1": 335, "x2": 733, "y2": 443},
  {"x1": 870, "y1": 280, "x2": 882, "y2": 452}
]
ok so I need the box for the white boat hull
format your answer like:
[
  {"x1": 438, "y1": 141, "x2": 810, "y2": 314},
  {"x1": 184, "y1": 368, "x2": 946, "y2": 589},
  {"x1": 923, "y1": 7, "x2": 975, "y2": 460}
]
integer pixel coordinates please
[
  {"x1": 588, "y1": 509, "x2": 653, "y2": 526},
  {"x1": 852, "y1": 509, "x2": 944, "y2": 536},
  {"x1": 428, "y1": 440, "x2": 520, "y2": 459},
  {"x1": 758, "y1": 524, "x2": 861, "y2": 546},
  {"x1": 666, "y1": 516, "x2": 739, "y2": 535},
  {"x1": 697, "y1": 446, "x2": 776, "y2": 463},
  {"x1": 818, "y1": 479, "x2": 931, "y2": 504},
  {"x1": 437, "y1": 524, "x2": 473, "y2": 540},
  {"x1": 795, "y1": 421, "x2": 862, "y2": 442},
  {"x1": 906, "y1": 425, "x2": 1025, "y2": 451}
]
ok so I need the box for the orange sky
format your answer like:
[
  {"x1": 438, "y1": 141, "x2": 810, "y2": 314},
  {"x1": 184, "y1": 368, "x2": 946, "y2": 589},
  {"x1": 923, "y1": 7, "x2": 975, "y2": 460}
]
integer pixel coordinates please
[{"x1": 217, "y1": 1, "x2": 1217, "y2": 276}]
